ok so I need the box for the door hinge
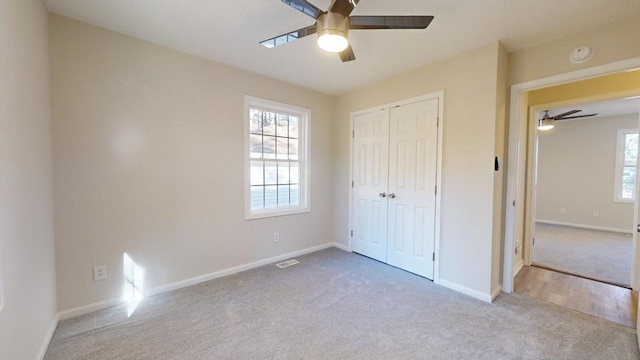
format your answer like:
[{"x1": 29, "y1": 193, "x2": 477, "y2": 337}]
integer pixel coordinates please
[
  {"x1": 351, "y1": 180, "x2": 354, "y2": 188},
  {"x1": 512, "y1": 200, "x2": 516, "y2": 207},
  {"x1": 533, "y1": 238, "x2": 535, "y2": 246},
  {"x1": 436, "y1": 117, "x2": 439, "y2": 127},
  {"x1": 434, "y1": 185, "x2": 437, "y2": 195},
  {"x1": 352, "y1": 130, "x2": 355, "y2": 138},
  {"x1": 350, "y1": 230, "x2": 353, "y2": 237},
  {"x1": 432, "y1": 252, "x2": 435, "y2": 261}
]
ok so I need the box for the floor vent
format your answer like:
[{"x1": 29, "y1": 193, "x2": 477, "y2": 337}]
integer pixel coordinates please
[{"x1": 276, "y1": 259, "x2": 300, "y2": 268}]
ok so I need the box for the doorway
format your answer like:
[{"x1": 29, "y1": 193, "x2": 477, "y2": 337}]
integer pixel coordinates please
[
  {"x1": 503, "y1": 63, "x2": 640, "y2": 294},
  {"x1": 532, "y1": 98, "x2": 639, "y2": 288},
  {"x1": 503, "y1": 61, "x2": 640, "y2": 330}
]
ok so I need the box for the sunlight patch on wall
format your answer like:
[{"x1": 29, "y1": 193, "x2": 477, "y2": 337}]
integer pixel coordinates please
[{"x1": 123, "y1": 253, "x2": 144, "y2": 317}]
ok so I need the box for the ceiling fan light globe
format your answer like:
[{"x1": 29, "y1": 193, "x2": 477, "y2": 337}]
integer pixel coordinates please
[
  {"x1": 538, "y1": 118, "x2": 554, "y2": 131},
  {"x1": 317, "y1": 32, "x2": 348, "y2": 53}
]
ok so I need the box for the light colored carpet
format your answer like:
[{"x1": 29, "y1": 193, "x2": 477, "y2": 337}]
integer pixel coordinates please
[
  {"x1": 45, "y1": 248, "x2": 639, "y2": 359},
  {"x1": 534, "y1": 223, "x2": 633, "y2": 287}
]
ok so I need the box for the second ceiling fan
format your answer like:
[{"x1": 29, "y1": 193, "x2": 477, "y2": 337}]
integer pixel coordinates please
[
  {"x1": 260, "y1": 0, "x2": 434, "y2": 62},
  {"x1": 538, "y1": 109, "x2": 598, "y2": 130}
]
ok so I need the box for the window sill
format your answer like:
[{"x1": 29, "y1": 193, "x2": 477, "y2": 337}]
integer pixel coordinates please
[
  {"x1": 614, "y1": 198, "x2": 635, "y2": 204},
  {"x1": 245, "y1": 207, "x2": 310, "y2": 220}
]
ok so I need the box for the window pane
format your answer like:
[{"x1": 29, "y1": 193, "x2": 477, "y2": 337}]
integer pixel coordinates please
[
  {"x1": 289, "y1": 138, "x2": 299, "y2": 160},
  {"x1": 263, "y1": 136, "x2": 276, "y2": 159},
  {"x1": 264, "y1": 186, "x2": 278, "y2": 208},
  {"x1": 263, "y1": 111, "x2": 276, "y2": 136},
  {"x1": 276, "y1": 114, "x2": 289, "y2": 137},
  {"x1": 278, "y1": 185, "x2": 290, "y2": 206},
  {"x1": 290, "y1": 185, "x2": 300, "y2": 206},
  {"x1": 249, "y1": 109, "x2": 263, "y2": 134},
  {"x1": 246, "y1": 98, "x2": 307, "y2": 218},
  {"x1": 276, "y1": 137, "x2": 289, "y2": 160},
  {"x1": 250, "y1": 186, "x2": 264, "y2": 210},
  {"x1": 249, "y1": 134, "x2": 262, "y2": 158},
  {"x1": 250, "y1": 161, "x2": 264, "y2": 185},
  {"x1": 278, "y1": 162, "x2": 290, "y2": 184},
  {"x1": 264, "y1": 162, "x2": 277, "y2": 185},
  {"x1": 622, "y1": 166, "x2": 636, "y2": 199},
  {"x1": 624, "y1": 133, "x2": 638, "y2": 166},
  {"x1": 290, "y1": 162, "x2": 300, "y2": 184},
  {"x1": 289, "y1": 117, "x2": 299, "y2": 138}
]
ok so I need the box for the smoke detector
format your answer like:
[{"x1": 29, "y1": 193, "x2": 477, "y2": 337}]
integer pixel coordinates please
[{"x1": 569, "y1": 46, "x2": 593, "y2": 64}]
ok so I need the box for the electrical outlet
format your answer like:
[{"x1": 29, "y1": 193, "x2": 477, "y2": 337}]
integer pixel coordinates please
[
  {"x1": 273, "y1": 232, "x2": 280, "y2": 242},
  {"x1": 560, "y1": 208, "x2": 566, "y2": 214},
  {"x1": 593, "y1": 211, "x2": 599, "y2": 218},
  {"x1": 93, "y1": 265, "x2": 107, "y2": 281}
]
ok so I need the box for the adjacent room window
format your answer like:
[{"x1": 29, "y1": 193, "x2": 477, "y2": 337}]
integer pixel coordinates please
[
  {"x1": 245, "y1": 96, "x2": 309, "y2": 219},
  {"x1": 614, "y1": 128, "x2": 639, "y2": 202}
]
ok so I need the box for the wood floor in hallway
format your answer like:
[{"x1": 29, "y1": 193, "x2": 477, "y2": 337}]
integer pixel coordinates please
[{"x1": 515, "y1": 265, "x2": 638, "y2": 328}]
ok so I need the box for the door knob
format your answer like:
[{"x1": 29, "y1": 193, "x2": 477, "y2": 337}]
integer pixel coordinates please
[
  {"x1": 389, "y1": 193, "x2": 396, "y2": 199},
  {"x1": 379, "y1": 192, "x2": 387, "y2": 198}
]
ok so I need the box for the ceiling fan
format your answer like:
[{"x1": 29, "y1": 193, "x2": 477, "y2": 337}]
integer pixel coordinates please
[
  {"x1": 538, "y1": 109, "x2": 598, "y2": 130},
  {"x1": 260, "y1": 0, "x2": 434, "y2": 62}
]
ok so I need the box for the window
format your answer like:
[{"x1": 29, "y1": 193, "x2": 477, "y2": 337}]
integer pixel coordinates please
[
  {"x1": 614, "y1": 128, "x2": 638, "y2": 202},
  {"x1": 245, "y1": 96, "x2": 309, "y2": 219}
]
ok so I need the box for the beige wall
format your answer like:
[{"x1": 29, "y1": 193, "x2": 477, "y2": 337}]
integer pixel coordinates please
[
  {"x1": 536, "y1": 114, "x2": 637, "y2": 231},
  {"x1": 509, "y1": 15, "x2": 640, "y2": 85},
  {"x1": 334, "y1": 42, "x2": 504, "y2": 298},
  {"x1": 50, "y1": 14, "x2": 335, "y2": 312},
  {"x1": 0, "y1": 1, "x2": 57, "y2": 359}
]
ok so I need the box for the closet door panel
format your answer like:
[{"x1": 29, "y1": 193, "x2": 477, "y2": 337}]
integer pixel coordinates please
[
  {"x1": 387, "y1": 99, "x2": 438, "y2": 279},
  {"x1": 351, "y1": 109, "x2": 389, "y2": 262}
]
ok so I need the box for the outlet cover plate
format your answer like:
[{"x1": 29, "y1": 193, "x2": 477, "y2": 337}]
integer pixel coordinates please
[{"x1": 94, "y1": 265, "x2": 107, "y2": 281}]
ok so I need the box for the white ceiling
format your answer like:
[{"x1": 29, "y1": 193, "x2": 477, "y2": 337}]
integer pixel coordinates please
[
  {"x1": 548, "y1": 97, "x2": 640, "y2": 121},
  {"x1": 42, "y1": 0, "x2": 640, "y2": 95}
]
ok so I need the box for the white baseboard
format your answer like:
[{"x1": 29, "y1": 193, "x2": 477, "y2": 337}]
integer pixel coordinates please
[
  {"x1": 58, "y1": 242, "x2": 342, "y2": 321},
  {"x1": 145, "y1": 242, "x2": 337, "y2": 298},
  {"x1": 438, "y1": 279, "x2": 493, "y2": 303},
  {"x1": 536, "y1": 219, "x2": 632, "y2": 234},
  {"x1": 331, "y1": 242, "x2": 350, "y2": 252},
  {"x1": 58, "y1": 297, "x2": 124, "y2": 321},
  {"x1": 37, "y1": 313, "x2": 59, "y2": 359},
  {"x1": 513, "y1": 258, "x2": 524, "y2": 277},
  {"x1": 491, "y1": 285, "x2": 502, "y2": 302}
]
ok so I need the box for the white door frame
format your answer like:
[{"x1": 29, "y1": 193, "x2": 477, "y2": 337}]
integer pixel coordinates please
[
  {"x1": 348, "y1": 90, "x2": 444, "y2": 283},
  {"x1": 503, "y1": 57, "x2": 640, "y2": 293}
]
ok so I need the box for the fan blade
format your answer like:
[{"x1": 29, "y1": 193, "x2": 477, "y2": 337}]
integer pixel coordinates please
[
  {"x1": 349, "y1": 16, "x2": 434, "y2": 30},
  {"x1": 281, "y1": 0, "x2": 324, "y2": 19},
  {"x1": 339, "y1": 45, "x2": 356, "y2": 62},
  {"x1": 260, "y1": 25, "x2": 317, "y2": 48},
  {"x1": 552, "y1": 109, "x2": 581, "y2": 119},
  {"x1": 555, "y1": 113, "x2": 598, "y2": 120},
  {"x1": 330, "y1": 0, "x2": 360, "y2": 17}
]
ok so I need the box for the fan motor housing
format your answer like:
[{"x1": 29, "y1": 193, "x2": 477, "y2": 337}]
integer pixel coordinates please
[{"x1": 317, "y1": 12, "x2": 350, "y2": 43}]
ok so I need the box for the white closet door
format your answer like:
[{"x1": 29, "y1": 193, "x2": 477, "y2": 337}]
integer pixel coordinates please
[
  {"x1": 387, "y1": 99, "x2": 439, "y2": 279},
  {"x1": 351, "y1": 109, "x2": 390, "y2": 262}
]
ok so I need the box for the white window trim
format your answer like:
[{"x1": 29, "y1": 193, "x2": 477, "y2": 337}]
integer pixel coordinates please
[
  {"x1": 244, "y1": 96, "x2": 310, "y2": 220},
  {"x1": 614, "y1": 128, "x2": 638, "y2": 203}
]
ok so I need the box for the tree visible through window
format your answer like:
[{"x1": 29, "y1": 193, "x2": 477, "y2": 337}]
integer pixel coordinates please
[
  {"x1": 615, "y1": 128, "x2": 638, "y2": 202},
  {"x1": 245, "y1": 97, "x2": 309, "y2": 219}
]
